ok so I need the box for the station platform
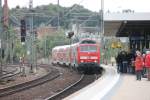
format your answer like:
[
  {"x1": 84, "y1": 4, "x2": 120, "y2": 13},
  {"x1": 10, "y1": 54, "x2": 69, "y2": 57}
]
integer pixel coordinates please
[
  {"x1": 64, "y1": 64, "x2": 120, "y2": 100},
  {"x1": 104, "y1": 74, "x2": 150, "y2": 100},
  {"x1": 64, "y1": 64, "x2": 150, "y2": 100}
]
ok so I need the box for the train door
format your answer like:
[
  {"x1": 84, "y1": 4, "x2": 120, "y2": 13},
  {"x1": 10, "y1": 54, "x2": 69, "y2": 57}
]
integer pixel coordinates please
[
  {"x1": 66, "y1": 46, "x2": 70, "y2": 66},
  {"x1": 73, "y1": 45, "x2": 77, "y2": 67}
]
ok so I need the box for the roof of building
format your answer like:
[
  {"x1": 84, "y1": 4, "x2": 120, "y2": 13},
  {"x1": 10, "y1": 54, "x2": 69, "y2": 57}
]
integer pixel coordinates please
[{"x1": 104, "y1": 13, "x2": 150, "y2": 21}]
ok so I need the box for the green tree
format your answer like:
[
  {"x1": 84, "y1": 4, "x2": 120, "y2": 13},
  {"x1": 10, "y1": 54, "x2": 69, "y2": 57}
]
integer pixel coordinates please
[{"x1": 36, "y1": 30, "x2": 69, "y2": 58}]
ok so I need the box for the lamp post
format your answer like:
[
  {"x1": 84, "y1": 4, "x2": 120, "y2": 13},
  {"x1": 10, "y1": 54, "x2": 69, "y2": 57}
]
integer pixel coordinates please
[{"x1": 57, "y1": 0, "x2": 60, "y2": 30}]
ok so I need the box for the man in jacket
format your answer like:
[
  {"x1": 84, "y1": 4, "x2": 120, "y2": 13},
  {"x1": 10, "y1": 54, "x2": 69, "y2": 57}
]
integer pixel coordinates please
[
  {"x1": 135, "y1": 51, "x2": 143, "y2": 80},
  {"x1": 121, "y1": 51, "x2": 128, "y2": 73},
  {"x1": 145, "y1": 51, "x2": 150, "y2": 81}
]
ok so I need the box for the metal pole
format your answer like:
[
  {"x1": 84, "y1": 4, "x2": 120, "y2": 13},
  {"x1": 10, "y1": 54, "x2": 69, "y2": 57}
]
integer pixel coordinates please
[
  {"x1": 35, "y1": 40, "x2": 37, "y2": 70},
  {"x1": 12, "y1": 32, "x2": 14, "y2": 64},
  {"x1": 0, "y1": 0, "x2": 3, "y2": 77},
  {"x1": 69, "y1": 38, "x2": 72, "y2": 70},
  {"x1": 30, "y1": 14, "x2": 34, "y2": 72},
  {"x1": 101, "y1": 0, "x2": 104, "y2": 36},
  {"x1": 57, "y1": 0, "x2": 60, "y2": 30},
  {"x1": 45, "y1": 37, "x2": 46, "y2": 58},
  {"x1": 100, "y1": 0, "x2": 105, "y2": 64},
  {"x1": 29, "y1": 8, "x2": 34, "y2": 72}
]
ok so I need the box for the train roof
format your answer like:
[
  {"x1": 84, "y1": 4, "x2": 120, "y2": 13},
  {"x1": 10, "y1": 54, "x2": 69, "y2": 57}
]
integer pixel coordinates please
[{"x1": 52, "y1": 45, "x2": 70, "y2": 51}]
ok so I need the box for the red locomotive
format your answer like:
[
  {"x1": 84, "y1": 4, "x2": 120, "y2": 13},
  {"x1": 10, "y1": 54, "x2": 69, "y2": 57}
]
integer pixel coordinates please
[{"x1": 52, "y1": 39, "x2": 101, "y2": 74}]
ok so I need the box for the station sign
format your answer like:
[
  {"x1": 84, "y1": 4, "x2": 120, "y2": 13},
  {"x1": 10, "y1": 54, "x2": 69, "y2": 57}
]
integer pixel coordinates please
[{"x1": 111, "y1": 41, "x2": 122, "y2": 49}]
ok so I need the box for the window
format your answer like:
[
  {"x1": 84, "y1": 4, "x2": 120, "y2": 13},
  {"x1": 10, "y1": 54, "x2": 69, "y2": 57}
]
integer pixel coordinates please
[
  {"x1": 80, "y1": 40, "x2": 96, "y2": 44},
  {"x1": 80, "y1": 45, "x2": 97, "y2": 52}
]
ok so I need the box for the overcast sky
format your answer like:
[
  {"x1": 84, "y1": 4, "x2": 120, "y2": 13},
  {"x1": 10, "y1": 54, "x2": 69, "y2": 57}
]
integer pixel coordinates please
[{"x1": 3, "y1": 0, "x2": 150, "y2": 12}]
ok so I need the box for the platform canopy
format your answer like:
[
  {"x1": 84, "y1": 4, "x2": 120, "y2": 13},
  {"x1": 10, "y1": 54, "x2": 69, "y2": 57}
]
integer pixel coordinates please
[{"x1": 104, "y1": 13, "x2": 150, "y2": 37}]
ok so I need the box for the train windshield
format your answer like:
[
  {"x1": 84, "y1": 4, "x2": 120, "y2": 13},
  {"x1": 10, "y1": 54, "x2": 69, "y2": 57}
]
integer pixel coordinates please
[
  {"x1": 80, "y1": 40, "x2": 96, "y2": 44},
  {"x1": 80, "y1": 45, "x2": 97, "y2": 52}
]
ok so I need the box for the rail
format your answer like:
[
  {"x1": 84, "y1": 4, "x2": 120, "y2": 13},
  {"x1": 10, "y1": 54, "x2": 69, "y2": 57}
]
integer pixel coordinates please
[
  {"x1": 45, "y1": 74, "x2": 101, "y2": 100},
  {"x1": 0, "y1": 67, "x2": 20, "y2": 80},
  {"x1": 45, "y1": 74, "x2": 84, "y2": 100},
  {"x1": 0, "y1": 66, "x2": 60, "y2": 97}
]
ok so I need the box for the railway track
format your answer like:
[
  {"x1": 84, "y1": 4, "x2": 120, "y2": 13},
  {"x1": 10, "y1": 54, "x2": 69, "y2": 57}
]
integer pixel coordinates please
[
  {"x1": 0, "y1": 63, "x2": 52, "y2": 80},
  {"x1": 0, "y1": 67, "x2": 20, "y2": 80},
  {"x1": 45, "y1": 74, "x2": 101, "y2": 100},
  {"x1": 0, "y1": 63, "x2": 49, "y2": 81},
  {"x1": 0, "y1": 65, "x2": 60, "y2": 97}
]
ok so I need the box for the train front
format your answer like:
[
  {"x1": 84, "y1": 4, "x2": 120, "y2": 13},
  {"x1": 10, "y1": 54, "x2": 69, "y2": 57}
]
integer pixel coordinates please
[{"x1": 77, "y1": 40, "x2": 101, "y2": 74}]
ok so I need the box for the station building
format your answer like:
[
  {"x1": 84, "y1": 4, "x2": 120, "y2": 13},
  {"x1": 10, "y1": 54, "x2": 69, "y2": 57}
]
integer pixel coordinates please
[{"x1": 104, "y1": 12, "x2": 150, "y2": 52}]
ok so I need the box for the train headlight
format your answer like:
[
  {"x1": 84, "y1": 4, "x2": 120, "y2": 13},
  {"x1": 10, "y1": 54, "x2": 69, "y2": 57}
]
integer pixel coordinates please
[
  {"x1": 94, "y1": 60, "x2": 97, "y2": 63},
  {"x1": 81, "y1": 60, "x2": 84, "y2": 63}
]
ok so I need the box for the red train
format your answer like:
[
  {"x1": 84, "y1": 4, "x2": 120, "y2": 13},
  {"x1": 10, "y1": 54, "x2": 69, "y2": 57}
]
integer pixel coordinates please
[{"x1": 52, "y1": 39, "x2": 101, "y2": 74}]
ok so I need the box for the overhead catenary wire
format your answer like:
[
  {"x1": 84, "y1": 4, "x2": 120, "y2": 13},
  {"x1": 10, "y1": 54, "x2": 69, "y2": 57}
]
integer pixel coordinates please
[{"x1": 46, "y1": 0, "x2": 85, "y2": 26}]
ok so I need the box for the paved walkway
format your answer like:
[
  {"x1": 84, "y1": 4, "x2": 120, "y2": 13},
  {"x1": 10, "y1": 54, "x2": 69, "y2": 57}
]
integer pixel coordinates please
[{"x1": 104, "y1": 74, "x2": 150, "y2": 100}]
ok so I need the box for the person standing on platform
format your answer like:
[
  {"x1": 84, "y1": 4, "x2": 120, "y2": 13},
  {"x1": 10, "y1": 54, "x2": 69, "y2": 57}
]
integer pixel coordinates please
[
  {"x1": 121, "y1": 51, "x2": 128, "y2": 73},
  {"x1": 135, "y1": 51, "x2": 143, "y2": 81},
  {"x1": 142, "y1": 53, "x2": 146, "y2": 77},
  {"x1": 127, "y1": 51, "x2": 133, "y2": 73},
  {"x1": 130, "y1": 50, "x2": 136, "y2": 74},
  {"x1": 145, "y1": 51, "x2": 150, "y2": 81},
  {"x1": 116, "y1": 52, "x2": 122, "y2": 73}
]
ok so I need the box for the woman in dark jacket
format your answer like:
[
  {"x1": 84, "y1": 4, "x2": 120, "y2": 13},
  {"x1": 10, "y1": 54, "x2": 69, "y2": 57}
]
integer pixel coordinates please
[
  {"x1": 116, "y1": 52, "x2": 122, "y2": 73},
  {"x1": 120, "y1": 51, "x2": 128, "y2": 73}
]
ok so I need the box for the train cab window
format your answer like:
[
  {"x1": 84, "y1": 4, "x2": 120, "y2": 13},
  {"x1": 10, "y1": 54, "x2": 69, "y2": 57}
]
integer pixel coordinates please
[
  {"x1": 80, "y1": 40, "x2": 96, "y2": 44},
  {"x1": 80, "y1": 45, "x2": 97, "y2": 52}
]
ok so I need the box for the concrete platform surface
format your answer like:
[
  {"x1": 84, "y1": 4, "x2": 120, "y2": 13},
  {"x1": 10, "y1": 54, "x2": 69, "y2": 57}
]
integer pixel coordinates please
[
  {"x1": 105, "y1": 74, "x2": 150, "y2": 100},
  {"x1": 64, "y1": 65, "x2": 120, "y2": 100}
]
